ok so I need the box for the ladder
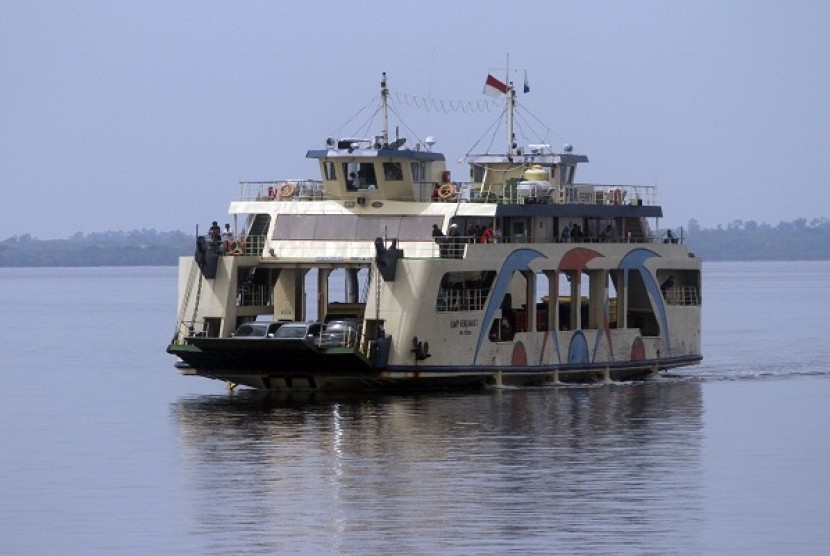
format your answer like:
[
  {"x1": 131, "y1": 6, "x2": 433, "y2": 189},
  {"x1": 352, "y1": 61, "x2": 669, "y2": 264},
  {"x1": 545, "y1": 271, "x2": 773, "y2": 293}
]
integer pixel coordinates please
[{"x1": 171, "y1": 260, "x2": 203, "y2": 343}]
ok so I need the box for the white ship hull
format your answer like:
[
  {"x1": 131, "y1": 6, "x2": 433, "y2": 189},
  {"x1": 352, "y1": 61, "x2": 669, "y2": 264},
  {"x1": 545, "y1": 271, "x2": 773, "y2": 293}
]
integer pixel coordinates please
[{"x1": 167, "y1": 73, "x2": 701, "y2": 391}]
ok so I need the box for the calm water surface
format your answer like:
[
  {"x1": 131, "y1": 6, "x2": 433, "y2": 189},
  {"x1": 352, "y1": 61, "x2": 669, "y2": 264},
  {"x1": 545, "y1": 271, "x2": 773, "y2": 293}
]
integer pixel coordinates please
[{"x1": 1, "y1": 262, "x2": 829, "y2": 554}]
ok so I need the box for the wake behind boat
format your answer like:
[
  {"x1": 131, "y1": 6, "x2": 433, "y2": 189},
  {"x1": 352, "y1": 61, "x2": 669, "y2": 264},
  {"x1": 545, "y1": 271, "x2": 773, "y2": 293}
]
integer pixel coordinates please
[{"x1": 167, "y1": 72, "x2": 702, "y2": 390}]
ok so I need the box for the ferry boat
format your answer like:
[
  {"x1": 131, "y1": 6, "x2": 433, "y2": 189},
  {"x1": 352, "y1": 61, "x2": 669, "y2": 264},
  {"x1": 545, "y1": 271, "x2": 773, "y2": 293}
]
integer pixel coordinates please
[{"x1": 167, "y1": 72, "x2": 702, "y2": 390}]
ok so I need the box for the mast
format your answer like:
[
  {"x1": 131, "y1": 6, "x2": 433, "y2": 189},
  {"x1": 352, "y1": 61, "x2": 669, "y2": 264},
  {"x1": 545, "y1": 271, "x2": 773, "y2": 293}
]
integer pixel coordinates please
[
  {"x1": 505, "y1": 55, "x2": 515, "y2": 156},
  {"x1": 506, "y1": 83, "x2": 516, "y2": 156},
  {"x1": 381, "y1": 72, "x2": 389, "y2": 146}
]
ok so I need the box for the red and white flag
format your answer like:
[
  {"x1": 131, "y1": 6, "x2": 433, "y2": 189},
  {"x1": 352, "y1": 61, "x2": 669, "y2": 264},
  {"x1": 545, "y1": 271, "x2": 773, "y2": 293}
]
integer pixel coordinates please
[{"x1": 483, "y1": 74, "x2": 508, "y2": 97}]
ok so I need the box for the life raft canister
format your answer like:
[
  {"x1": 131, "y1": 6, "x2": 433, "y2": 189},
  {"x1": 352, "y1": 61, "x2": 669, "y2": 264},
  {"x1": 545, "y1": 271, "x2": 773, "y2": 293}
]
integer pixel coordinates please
[
  {"x1": 279, "y1": 182, "x2": 297, "y2": 198},
  {"x1": 523, "y1": 164, "x2": 549, "y2": 181}
]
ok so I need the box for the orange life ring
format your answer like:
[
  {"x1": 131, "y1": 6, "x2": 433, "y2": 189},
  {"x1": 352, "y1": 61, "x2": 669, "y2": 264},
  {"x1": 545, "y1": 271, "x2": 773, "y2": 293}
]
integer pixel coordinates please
[
  {"x1": 438, "y1": 183, "x2": 455, "y2": 200},
  {"x1": 279, "y1": 182, "x2": 297, "y2": 198}
]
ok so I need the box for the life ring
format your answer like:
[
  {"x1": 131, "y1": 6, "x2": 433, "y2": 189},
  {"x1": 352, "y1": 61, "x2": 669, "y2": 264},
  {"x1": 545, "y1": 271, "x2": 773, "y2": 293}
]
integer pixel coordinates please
[
  {"x1": 438, "y1": 183, "x2": 455, "y2": 200},
  {"x1": 229, "y1": 237, "x2": 245, "y2": 255},
  {"x1": 279, "y1": 182, "x2": 297, "y2": 198}
]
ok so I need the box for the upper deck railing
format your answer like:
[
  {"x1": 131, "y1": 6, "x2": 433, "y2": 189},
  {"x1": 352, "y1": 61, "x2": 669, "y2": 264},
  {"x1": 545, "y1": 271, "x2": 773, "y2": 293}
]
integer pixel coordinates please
[{"x1": 237, "y1": 180, "x2": 658, "y2": 207}]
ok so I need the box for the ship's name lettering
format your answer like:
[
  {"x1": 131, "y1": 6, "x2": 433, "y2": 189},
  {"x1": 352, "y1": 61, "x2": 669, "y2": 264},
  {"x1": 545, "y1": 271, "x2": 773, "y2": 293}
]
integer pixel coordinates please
[{"x1": 449, "y1": 319, "x2": 478, "y2": 329}]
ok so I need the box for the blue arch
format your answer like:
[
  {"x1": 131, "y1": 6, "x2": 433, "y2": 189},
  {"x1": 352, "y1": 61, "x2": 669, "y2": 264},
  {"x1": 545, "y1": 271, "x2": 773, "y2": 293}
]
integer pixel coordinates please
[
  {"x1": 568, "y1": 331, "x2": 590, "y2": 364},
  {"x1": 618, "y1": 248, "x2": 671, "y2": 355},
  {"x1": 473, "y1": 248, "x2": 546, "y2": 363}
]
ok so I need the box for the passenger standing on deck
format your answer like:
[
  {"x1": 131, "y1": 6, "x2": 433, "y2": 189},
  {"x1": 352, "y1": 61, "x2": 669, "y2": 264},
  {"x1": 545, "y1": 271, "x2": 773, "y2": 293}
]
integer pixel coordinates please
[
  {"x1": 432, "y1": 224, "x2": 447, "y2": 257},
  {"x1": 479, "y1": 225, "x2": 493, "y2": 243},
  {"x1": 466, "y1": 224, "x2": 477, "y2": 244},
  {"x1": 448, "y1": 223, "x2": 461, "y2": 257},
  {"x1": 560, "y1": 224, "x2": 571, "y2": 243},
  {"x1": 209, "y1": 221, "x2": 221, "y2": 241},
  {"x1": 222, "y1": 223, "x2": 234, "y2": 252}
]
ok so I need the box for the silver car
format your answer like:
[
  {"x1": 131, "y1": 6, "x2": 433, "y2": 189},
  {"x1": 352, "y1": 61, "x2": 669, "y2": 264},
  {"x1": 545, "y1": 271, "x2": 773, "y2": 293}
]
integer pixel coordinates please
[
  {"x1": 231, "y1": 321, "x2": 285, "y2": 338},
  {"x1": 273, "y1": 321, "x2": 323, "y2": 341},
  {"x1": 319, "y1": 319, "x2": 359, "y2": 347}
]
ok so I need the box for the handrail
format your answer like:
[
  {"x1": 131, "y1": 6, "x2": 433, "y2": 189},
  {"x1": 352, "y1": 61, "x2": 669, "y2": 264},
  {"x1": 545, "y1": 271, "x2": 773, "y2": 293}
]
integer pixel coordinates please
[{"x1": 235, "y1": 179, "x2": 659, "y2": 206}]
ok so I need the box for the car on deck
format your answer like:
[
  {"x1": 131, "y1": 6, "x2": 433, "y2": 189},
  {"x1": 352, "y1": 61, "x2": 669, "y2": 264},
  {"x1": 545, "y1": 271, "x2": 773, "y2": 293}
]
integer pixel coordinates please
[{"x1": 231, "y1": 321, "x2": 285, "y2": 339}]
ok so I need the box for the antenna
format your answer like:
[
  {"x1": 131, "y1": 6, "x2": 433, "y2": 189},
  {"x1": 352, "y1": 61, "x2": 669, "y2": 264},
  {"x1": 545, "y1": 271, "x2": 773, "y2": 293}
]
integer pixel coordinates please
[{"x1": 381, "y1": 72, "x2": 389, "y2": 146}]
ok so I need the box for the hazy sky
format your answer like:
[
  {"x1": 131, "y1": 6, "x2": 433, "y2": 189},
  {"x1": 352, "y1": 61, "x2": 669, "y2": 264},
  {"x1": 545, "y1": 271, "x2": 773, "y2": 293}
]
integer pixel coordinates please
[{"x1": 2, "y1": 1, "x2": 828, "y2": 239}]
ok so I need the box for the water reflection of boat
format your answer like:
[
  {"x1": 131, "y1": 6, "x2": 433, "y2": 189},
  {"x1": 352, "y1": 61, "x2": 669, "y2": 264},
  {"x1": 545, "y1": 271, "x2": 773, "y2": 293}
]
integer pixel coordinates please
[
  {"x1": 172, "y1": 382, "x2": 704, "y2": 552},
  {"x1": 167, "y1": 72, "x2": 702, "y2": 391}
]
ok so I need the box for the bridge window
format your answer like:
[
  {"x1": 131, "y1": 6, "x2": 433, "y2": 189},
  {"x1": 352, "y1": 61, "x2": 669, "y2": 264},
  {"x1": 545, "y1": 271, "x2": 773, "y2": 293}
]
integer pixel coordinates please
[
  {"x1": 343, "y1": 162, "x2": 378, "y2": 191},
  {"x1": 383, "y1": 162, "x2": 403, "y2": 181},
  {"x1": 323, "y1": 162, "x2": 336, "y2": 181}
]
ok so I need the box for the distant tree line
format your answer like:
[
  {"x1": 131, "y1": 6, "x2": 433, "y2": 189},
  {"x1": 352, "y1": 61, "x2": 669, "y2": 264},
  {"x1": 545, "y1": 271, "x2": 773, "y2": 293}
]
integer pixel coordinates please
[
  {"x1": 681, "y1": 217, "x2": 830, "y2": 261},
  {"x1": 1, "y1": 218, "x2": 828, "y2": 267},
  {"x1": 0, "y1": 230, "x2": 194, "y2": 267}
]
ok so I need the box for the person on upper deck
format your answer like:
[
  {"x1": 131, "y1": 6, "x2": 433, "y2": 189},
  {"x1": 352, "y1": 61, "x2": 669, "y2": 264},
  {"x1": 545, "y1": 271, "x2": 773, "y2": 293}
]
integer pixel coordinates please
[
  {"x1": 480, "y1": 226, "x2": 493, "y2": 243},
  {"x1": 560, "y1": 224, "x2": 571, "y2": 243},
  {"x1": 432, "y1": 224, "x2": 447, "y2": 257},
  {"x1": 222, "y1": 224, "x2": 234, "y2": 251},
  {"x1": 209, "y1": 221, "x2": 221, "y2": 242}
]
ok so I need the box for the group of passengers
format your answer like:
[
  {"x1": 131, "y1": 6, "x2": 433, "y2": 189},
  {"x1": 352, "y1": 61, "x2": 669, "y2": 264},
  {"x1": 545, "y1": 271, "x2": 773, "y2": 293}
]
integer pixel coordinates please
[
  {"x1": 208, "y1": 221, "x2": 238, "y2": 253},
  {"x1": 465, "y1": 223, "x2": 499, "y2": 244},
  {"x1": 432, "y1": 223, "x2": 500, "y2": 258},
  {"x1": 560, "y1": 223, "x2": 619, "y2": 243}
]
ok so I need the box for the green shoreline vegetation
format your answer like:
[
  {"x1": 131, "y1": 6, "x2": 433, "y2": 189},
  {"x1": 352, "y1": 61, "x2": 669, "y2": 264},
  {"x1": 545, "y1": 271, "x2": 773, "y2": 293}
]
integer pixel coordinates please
[{"x1": 1, "y1": 218, "x2": 828, "y2": 267}]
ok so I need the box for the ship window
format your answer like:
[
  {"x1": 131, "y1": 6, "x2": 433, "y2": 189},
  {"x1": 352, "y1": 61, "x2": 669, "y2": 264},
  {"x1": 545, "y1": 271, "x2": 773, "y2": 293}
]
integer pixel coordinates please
[
  {"x1": 356, "y1": 216, "x2": 402, "y2": 239},
  {"x1": 323, "y1": 162, "x2": 336, "y2": 181},
  {"x1": 471, "y1": 164, "x2": 485, "y2": 183},
  {"x1": 383, "y1": 162, "x2": 403, "y2": 181},
  {"x1": 343, "y1": 162, "x2": 378, "y2": 191},
  {"x1": 410, "y1": 163, "x2": 422, "y2": 183},
  {"x1": 273, "y1": 214, "x2": 444, "y2": 241},
  {"x1": 436, "y1": 271, "x2": 496, "y2": 312}
]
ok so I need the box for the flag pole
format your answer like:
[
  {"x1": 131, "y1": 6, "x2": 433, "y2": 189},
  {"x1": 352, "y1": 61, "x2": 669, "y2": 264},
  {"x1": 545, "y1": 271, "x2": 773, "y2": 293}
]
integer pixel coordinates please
[{"x1": 506, "y1": 53, "x2": 514, "y2": 156}]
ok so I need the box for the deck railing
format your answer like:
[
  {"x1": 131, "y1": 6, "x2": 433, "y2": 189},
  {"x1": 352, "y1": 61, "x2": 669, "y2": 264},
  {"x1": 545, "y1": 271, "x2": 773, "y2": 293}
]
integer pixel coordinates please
[
  {"x1": 663, "y1": 285, "x2": 700, "y2": 306},
  {"x1": 236, "y1": 180, "x2": 658, "y2": 207}
]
